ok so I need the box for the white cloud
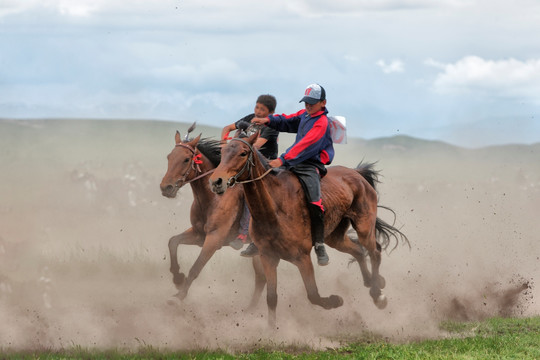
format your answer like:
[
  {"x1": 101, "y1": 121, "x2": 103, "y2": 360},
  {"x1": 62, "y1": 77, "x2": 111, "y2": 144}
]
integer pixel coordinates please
[
  {"x1": 376, "y1": 59, "x2": 404, "y2": 74},
  {"x1": 57, "y1": 3, "x2": 96, "y2": 17},
  {"x1": 0, "y1": 0, "x2": 471, "y2": 22},
  {"x1": 426, "y1": 56, "x2": 540, "y2": 100},
  {"x1": 0, "y1": 1, "x2": 32, "y2": 17},
  {"x1": 284, "y1": 0, "x2": 472, "y2": 17},
  {"x1": 0, "y1": 0, "x2": 99, "y2": 20}
]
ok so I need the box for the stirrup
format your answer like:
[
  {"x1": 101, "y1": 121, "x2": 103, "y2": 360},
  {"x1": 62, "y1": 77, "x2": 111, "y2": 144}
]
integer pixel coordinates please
[
  {"x1": 229, "y1": 238, "x2": 244, "y2": 250},
  {"x1": 240, "y1": 243, "x2": 259, "y2": 257},
  {"x1": 314, "y1": 243, "x2": 329, "y2": 266}
]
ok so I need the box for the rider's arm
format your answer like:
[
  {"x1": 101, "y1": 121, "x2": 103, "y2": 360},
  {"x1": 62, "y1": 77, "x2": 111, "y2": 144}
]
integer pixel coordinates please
[
  {"x1": 280, "y1": 115, "x2": 328, "y2": 166},
  {"x1": 251, "y1": 117, "x2": 269, "y2": 125},
  {"x1": 221, "y1": 123, "x2": 237, "y2": 142},
  {"x1": 253, "y1": 137, "x2": 268, "y2": 149}
]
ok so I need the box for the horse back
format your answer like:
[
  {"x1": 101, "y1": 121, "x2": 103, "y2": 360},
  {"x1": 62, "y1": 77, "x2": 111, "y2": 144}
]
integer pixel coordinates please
[
  {"x1": 270, "y1": 165, "x2": 375, "y2": 210},
  {"x1": 322, "y1": 165, "x2": 377, "y2": 213}
]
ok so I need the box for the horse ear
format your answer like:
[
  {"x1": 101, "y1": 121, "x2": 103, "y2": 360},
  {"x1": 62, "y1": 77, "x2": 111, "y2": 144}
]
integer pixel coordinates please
[
  {"x1": 247, "y1": 131, "x2": 259, "y2": 144},
  {"x1": 175, "y1": 130, "x2": 181, "y2": 144},
  {"x1": 188, "y1": 133, "x2": 202, "y2": 147}
]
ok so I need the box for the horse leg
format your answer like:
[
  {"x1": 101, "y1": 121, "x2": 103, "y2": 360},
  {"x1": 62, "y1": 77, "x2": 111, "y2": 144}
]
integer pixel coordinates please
[
  {"x1": 326, "y1": 219, "x2": 374, "y2": 288},
  {"x1": 366, "y1": 242, "x2": 387, "y2": 309},
  {"x1": 259, "y1": 253, "x2": 280, "y2": 328},
  {"x1": 168, "y1": 227, "x2": 203, "y2": 289},
  {"x1": 295, "y1": 255, "x2": 344, "y2": 310},
  {"x1": 247, "y1": 255, "x2": 266, "y2": 310},
  {"x1": 174, "y1": 231, "x2": 223, "y2": 300},
  {"x1": 357, "y1": 229, "x2": 388, "y2": 309},
  {"x1": 351, "y1": 220, "x2": 387, "y2": 309},
  {"x1": 329, "y1": 232, "x2": 374, "y2": 288}
]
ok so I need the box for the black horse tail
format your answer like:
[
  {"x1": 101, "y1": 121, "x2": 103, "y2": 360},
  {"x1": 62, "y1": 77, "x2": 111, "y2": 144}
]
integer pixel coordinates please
[
  {"x1": 354, "y1": 161, "x2": 410, "y2": 252},
  {"x1": 375, "y1": 206, "x2": 410, "y2": 251},
  {"x1": 354, "y1": 161, "x2": 381, "y2": 190}
]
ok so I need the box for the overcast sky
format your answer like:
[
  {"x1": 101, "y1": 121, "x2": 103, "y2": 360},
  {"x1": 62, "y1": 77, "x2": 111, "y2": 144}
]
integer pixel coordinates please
[{"x1": 1, "y1": 0, "x2": 539, "y2": 147}]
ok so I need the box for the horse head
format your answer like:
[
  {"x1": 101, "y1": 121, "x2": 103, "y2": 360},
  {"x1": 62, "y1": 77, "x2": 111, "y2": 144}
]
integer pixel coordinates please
[
  {"x1": 160, "y1": 128, "x2": 202, "y2": 198},
  {"x1": 209, "y1": 132, "x2": 259, "y2": 195}
]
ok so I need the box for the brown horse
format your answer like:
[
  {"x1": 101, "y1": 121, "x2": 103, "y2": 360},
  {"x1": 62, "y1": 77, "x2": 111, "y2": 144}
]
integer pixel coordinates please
[
  {"x1": 209, "y1": 133, "x2": 408, "y2": 327},
  {"x1": 160, "y1": 127, "x2": 266, "y2": 306}
]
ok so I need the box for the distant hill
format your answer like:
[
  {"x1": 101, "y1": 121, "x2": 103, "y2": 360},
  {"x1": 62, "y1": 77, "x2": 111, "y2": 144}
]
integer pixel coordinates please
[{"x1": 1, "y1": 119, "x2": 538, "y2": 181}]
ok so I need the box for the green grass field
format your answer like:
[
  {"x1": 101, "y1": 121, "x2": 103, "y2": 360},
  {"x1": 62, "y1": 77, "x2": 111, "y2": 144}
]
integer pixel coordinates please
[{"x1": 2, "y1": 316, "x2": 539, "y2": 359}]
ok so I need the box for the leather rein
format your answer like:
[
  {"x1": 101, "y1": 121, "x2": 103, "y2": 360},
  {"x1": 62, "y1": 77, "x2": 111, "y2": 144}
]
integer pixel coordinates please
[{"x1": 174, "y1": 143, "x2": 215, "y2": 188}]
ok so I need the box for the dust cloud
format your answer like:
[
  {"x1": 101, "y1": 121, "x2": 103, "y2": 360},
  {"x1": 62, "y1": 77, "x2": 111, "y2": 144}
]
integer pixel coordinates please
[{"x1": 0, "y1": 119, "x2": 538, "y2": 351}]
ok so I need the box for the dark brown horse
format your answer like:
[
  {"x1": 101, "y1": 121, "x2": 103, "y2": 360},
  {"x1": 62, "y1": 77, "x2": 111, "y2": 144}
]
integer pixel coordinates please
[
  {"x1": 209, "y1": 133, "x2": 408, "y2": 327},
  {"x1": 160, "y1": 127, "x2": 266, "y2": 306}
]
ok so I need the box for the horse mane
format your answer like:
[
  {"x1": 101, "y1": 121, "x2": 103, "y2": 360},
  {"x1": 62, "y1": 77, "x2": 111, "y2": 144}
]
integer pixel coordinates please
[
  {"x1": 255, "y1": 150, "x2": 272, "y2": 170},
  {"x1": 190, "y1": 134, "x2": 273, "y2": 170},
  {"x1": 194, "y1": 138, "x2": 222, "y2": 167}
]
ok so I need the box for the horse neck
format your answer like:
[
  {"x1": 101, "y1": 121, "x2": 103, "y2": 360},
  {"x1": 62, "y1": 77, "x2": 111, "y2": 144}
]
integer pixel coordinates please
[
  {"x1": 188, "y1": 153, "x2": 215, "y2": 204},
  {"x1": 241, "y1": 155, "x2": 279, "y2": 222}
]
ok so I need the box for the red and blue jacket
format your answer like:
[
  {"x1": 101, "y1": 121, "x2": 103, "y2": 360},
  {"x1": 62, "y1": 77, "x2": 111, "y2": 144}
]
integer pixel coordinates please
[{"x1": 267, "y1": 107, "x2": 334, "y2": 168}]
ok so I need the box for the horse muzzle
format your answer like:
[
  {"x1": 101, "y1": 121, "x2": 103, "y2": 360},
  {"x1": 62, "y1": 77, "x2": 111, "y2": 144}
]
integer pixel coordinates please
[
  {"x1": 209, "y1": 176, "x2": 229, "y2": 195},
  {"x1": 160, "y1": 183, "x2": 179, "y2": 198}
]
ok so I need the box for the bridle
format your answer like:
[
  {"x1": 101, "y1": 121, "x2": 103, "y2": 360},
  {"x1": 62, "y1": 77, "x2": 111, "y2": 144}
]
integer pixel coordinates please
[
  {"x1": 174, "y1": 143, "x2": 214, "y2": 188},
  {"x1": 226, "y1": 138, "x2": 273, "y2": 188}
]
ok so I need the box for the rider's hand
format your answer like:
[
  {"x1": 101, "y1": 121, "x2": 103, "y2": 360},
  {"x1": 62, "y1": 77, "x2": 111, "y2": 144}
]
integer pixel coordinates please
[
  {"x1": 268, "y1": 158, "x2": 282, "y2": 168},
  {"x1": 251, "y1": 117, "x2": 269, "y2": 125}
]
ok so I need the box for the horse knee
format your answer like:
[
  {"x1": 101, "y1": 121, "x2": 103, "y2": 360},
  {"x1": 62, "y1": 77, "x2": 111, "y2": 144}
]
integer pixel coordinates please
[{"x1": 168, "y1": 235, "x2": 182, "y2": 251}]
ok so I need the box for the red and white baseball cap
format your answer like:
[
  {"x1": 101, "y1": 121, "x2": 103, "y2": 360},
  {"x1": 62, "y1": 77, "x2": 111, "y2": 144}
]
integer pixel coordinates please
[{"x1": 299, "y1": 83, "x2": 326, "y2": 105}]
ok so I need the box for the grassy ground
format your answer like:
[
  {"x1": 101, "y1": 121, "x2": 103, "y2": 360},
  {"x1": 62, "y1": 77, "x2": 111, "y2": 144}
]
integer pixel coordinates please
[{"x1": 1, "y1": 316, "x2": 538, "y2": 359}]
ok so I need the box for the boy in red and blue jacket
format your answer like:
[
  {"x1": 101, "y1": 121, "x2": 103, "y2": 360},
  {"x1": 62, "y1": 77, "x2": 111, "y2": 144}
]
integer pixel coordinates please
[{"x1": 252, "y1": 83, "x2": 333, "y2": 265}]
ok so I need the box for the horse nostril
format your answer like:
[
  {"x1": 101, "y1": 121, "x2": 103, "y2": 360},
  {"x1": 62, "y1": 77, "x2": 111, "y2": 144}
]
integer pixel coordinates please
[
  {"x1": 161, "y1": 184, "x2": 174, "y2": 193},
  {"x1": 215, "y1": 178, "x2": 223, "y2": 186}
]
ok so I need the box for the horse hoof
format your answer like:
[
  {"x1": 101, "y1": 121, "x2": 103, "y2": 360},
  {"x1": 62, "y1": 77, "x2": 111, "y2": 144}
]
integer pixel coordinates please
[
  {"x1": 174, "y1": 288, "x2": 188, "y2": 301},
  {"x1": 329, "y1": 295, "x2": 344, "y2": 308},
  {"x1": 173, "y1": 273, "x2": 186, "y2": 289},
  {"x1": 378, "y1": 275, "x2": 386, "y2": 289},
  {"x1": 375, "y1": 294, "x2": 388, "y2": 309},
  {"x1": 167, "y1": 298, "x2": 178, "y2": 306}
]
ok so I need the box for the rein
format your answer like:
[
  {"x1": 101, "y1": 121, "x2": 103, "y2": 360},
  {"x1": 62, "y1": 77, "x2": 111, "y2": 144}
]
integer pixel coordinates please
[
  {"x1": 174, "y1": 143, "x2": 214, "y2": 187},
  {"x1": 226, "y1": 138, "x2": 273, "y2": 187}
]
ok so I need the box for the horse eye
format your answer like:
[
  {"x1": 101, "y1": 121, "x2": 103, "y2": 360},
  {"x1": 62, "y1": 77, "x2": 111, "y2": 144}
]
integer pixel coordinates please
[
  {"x1": 184, "y1": 158, "x2": 190, "y2": 163},
  {"x1": 240, "y1": 151, "x2": 248, "y2": 157}
]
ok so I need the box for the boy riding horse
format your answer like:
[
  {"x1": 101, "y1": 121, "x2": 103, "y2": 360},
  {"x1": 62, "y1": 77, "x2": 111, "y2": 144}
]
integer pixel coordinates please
[{"x1": 252, "y1": 83, "x2": 333, "y2": 265}]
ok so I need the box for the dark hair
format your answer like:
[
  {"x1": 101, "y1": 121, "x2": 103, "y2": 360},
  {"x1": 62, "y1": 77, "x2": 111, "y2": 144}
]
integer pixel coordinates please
[{"x1": 256, "y1": 94, "x2": 277, "y2": 113}]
